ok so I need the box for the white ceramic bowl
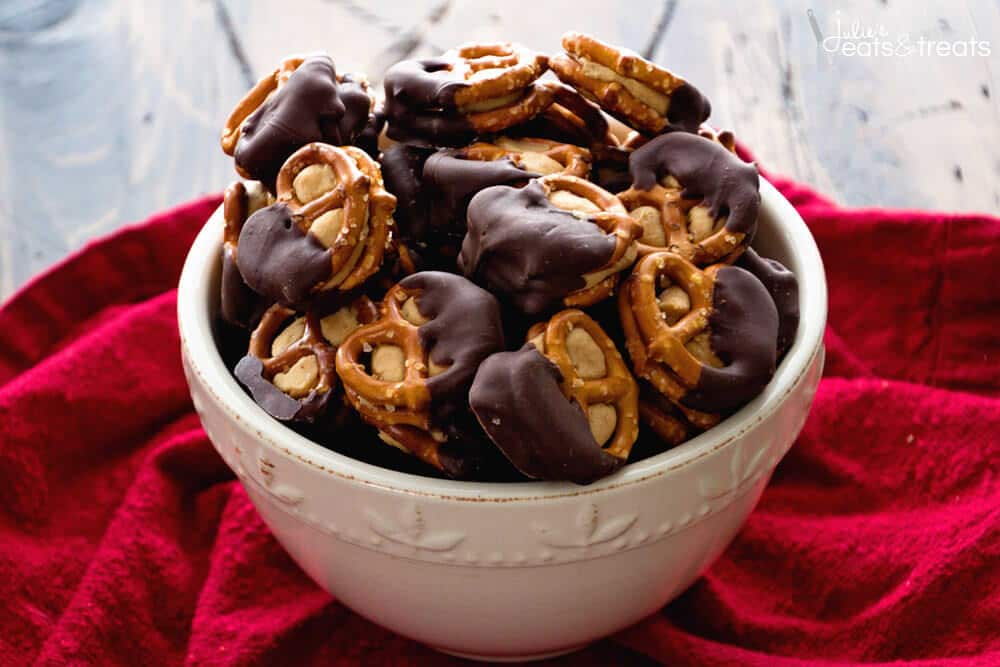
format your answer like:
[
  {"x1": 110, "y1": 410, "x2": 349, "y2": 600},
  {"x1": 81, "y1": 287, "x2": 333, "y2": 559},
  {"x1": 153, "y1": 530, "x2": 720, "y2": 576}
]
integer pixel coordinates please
[{"x1": 178, "y1": 177, "x2": 826, "y2": 662}]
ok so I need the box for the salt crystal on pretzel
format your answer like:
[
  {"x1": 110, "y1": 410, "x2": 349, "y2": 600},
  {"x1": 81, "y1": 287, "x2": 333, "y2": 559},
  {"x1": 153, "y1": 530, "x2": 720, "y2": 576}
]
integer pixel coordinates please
[
  {"x1": 550, "y1": 32, "x2": 711, "y2": 136},
  {"x1": 618, "y1": 251, "x2": 778, "y2": 416},
  {"x1": 459, "y1": 174, "x2": 641, "y2": 314}
]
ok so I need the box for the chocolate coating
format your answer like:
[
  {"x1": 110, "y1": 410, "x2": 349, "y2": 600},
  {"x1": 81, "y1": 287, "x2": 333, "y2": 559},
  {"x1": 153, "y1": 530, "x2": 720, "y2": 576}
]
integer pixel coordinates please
[
  {"x1": 383, "y1": 57, "x2": 465, "y2": 109},
  {"x1": 220, "y1": 247, "x2": 267, "y2": 329},
  {"x1": 737, "y1": 248, "x2": 800, "y2": 356},
  {"x1": 398, "y1": 271, "x2": 505, "y2": 421},
  {"x1": 422, "y1": 149, "x2": 536, "y2": 235},
  {"x1": 682, "y1": 265, "x2": 778, "y2": 413},
  {"x1": 380, "y1": 144, "x2": 433, "y2": 238},
  {"x1": 459, "y1": 181, "x2": 616, "y2": 315},
  {"x1": 383, "y1": 58, "x2": 478, "y2": 146},
  {"x1": 234, "y1": 355, "x2": 332, "y2": 422},
  {"x1": 629, "y1": 132, "x2": 760, "y2": 236},
  {"x1": 384, "y1": 103, "x2": 477, "y2": 147},
  {"x1": 235, "y1": 56, "x2": 371, "y2": 188},
  {"x1": 236, "y1": 203, "x2": 331, "y2": 308},
  {"x1": 665, "y1": 80, "x2": 712, "y2": 133},
  {"x1": 470, "y1": 344, "x2": 624, "y2": 484}
]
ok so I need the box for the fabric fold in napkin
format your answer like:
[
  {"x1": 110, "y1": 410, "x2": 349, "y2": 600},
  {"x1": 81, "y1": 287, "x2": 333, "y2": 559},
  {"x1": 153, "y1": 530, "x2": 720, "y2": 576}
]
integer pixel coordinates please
[{"x1": 1, "y1": 171, "x2": 998, "y2": 665}]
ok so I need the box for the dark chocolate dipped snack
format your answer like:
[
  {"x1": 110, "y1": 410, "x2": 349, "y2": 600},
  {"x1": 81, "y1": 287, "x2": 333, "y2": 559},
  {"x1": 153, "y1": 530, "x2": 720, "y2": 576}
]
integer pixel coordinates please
[
  {"x1": 237, "y1": 143, "x2": 396, "y2": 307},
  {"x1": 421, "y1": 138, "x2": 592, "y2": 241},
  {"x1": 736, "y1": 248, "x2": 799, "y2": 356},
  {"x1": 460, "y1": 174, "x2": 641, "y2": 314},
  {"x1": 618, "y1": 251, "x2": 778, "y2": 415},
  {"x1": 469, "y1": 343, "x2": 625, "y2": 485},
  {"x1": 221, "y1": 181, "x2": 273, "y2": 328},
  {"x1": 526, "y1": 309, "x2": 639, "y2": 460},
  {"x1": 549, "y1": 32, "x2": 710, "y2": 135},
  {"x1": 234, "y1": 296, "x2": 378, "y2": 423},
  {"x1": 383, "y1": 43, "x2": 551, "y2": 146},
  {"x1": 221, "y1": 54, "x2": 374, "y2": 188},
  {"x1": 335, "y1": 273, "x2": 504, "y2": 476},
  {"x1": 628, "y1": 131, "x2": 759, "y2": 264}
]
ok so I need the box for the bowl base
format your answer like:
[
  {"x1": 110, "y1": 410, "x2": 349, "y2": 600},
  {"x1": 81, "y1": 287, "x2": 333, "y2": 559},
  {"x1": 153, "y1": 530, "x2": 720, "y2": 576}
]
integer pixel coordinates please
[{"x1": 434, "y1": 643, "x2": 588, "y2": 662}]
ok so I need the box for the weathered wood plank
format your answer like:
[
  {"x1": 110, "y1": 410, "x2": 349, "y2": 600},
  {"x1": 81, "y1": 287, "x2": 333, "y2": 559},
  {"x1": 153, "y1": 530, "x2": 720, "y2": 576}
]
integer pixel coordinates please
[{"x1": 0, "y1": 0, "x2": 248, "y2": 298}]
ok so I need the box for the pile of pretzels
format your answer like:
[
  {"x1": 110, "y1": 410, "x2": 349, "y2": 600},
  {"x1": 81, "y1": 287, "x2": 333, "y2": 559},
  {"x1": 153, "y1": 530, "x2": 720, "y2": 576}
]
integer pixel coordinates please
[{"x1": 217, "y1": 33, "x2": 800, "y2": 485}]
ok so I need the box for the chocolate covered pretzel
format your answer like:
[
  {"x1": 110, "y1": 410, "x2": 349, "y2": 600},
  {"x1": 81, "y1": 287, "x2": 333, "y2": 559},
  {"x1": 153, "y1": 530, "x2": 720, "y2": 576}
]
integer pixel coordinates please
[
  {"x1": 335, "y1": 273, "x2": 504, "y2": 475},
  {"x1": 460, "y1": 174, "x2": 641, "y2": 314},
  {"x1": 221, "y1": 54, "x2": 374, "y2": 188},
  {"x1": 626, "y1": 131, "x2": 760, "y2": 265},
  {"x1": 383, "y1": 43, "x2": 551, "y2": 146},
  {"x1": 221, "y1": 180, "x2": 273, "y2": 328},
  {"x1": 618, "y1": 251, "x2": 778, "y2": 415},
  {"x1": 550, "y1": 32, "x2": 710, "y2": 135},
  {"x1": 471, "y1": 310, "x2": 637, "y2": 484},
  {"x1": 236, "y1": 143, "x2": 396, "y2": 307},
  {"x1": 234, "y1": 296, "x2": 378, "y2": 422},
  {"x1": 736, "y1": 248, "x2": 799, "y2": 357}
]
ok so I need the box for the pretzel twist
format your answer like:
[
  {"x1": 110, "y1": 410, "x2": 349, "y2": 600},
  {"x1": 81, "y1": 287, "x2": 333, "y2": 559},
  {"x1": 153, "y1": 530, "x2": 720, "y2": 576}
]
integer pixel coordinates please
[
  {"x1": 336, "y1": 284, "x2": 435, "y2": 431},
  {"x1": 536, "y1": 174, "x2": 641, "y2": 306},
  {"x1": 248, "y1": 297, "x2": 378, "y2": 399},
  {"x1": 618, "y1": 183, "x2": 745, "y2": 265},
  {"x1": 618, "y1": 252, "x2": 722, "y2": 429},
  {"x1": 458, "y1": 137, "x2": 591, "y2": 177},
  {"x1": 446, "y1": 42, "x2": 549, "y2": 108},
  {"x1": 528, "y1": 309, "x2": 639, "y2": 460},
  {"x1": 221, "y1": 56, "x2": 305, "y2": 155},
  {"x1": 275, "y1": 142, "x2": 396, "y2": 292}
]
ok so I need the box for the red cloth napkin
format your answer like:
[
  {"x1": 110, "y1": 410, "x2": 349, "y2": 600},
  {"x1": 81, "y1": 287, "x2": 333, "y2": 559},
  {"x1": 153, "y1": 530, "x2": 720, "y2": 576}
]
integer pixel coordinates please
[{"x1": 2, "y1": 176, "x2": 999, "y2": 666}]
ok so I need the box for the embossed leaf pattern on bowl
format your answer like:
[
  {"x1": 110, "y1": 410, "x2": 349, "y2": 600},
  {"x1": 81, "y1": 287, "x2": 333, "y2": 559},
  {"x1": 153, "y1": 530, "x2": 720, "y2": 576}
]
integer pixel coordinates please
[
  {"x1": 532, "y1": 503, "x2": 637, "y2": 549},
  {"x1": 366, "y1": 503, "x2": 466, "y2": 552}
]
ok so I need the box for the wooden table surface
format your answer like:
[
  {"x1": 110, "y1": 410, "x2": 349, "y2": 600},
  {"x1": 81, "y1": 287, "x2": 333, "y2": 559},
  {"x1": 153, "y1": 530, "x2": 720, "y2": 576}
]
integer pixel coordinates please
[{"x1": 1, "y1": 0, "x2": 998, "y2": 299}]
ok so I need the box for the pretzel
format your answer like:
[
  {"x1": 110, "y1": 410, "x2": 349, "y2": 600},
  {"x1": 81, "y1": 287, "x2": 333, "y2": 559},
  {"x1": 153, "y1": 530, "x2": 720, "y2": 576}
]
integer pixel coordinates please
[
  {"x1": 537, "y1": 174, "x2": 641, "y2": 306},
  {"x1": 617, "y1": 183, "x2": 746, "y2": 264},
  {"x1": 527, "y1": 310, "x2": 639, "y2": 460},
  {"x1": 221, "y1": 56, "x2": 305, "y2": 156},
  {"x1": 335, "y1": 284, "x2": 451, "y2": 471},
  {"x1": 221, "y1": 181, "x2": 272, "y2": 328},
  {"x1": 456, "y1": 137, "x2": 591, "y2": 177},
  {"x1": 234, "y1": 296, "x2": 378, "y2": 424},
  {"x1": 550, "y1": 32, "x2": 710, "y2": 135},
  {"x1": 627, "y1": 132, "x2": 759, "y2": 265},
  {"x1": 382, "y1": 44, "x2": 551, "y2": 145},
  {"x1": 223, "y1": 180, "x2": 272, "y2": 257},
  {"x1": 619, "y1": 247, "x2": 782, "y2": 420},
  {"x1": 275, "y1": 142, "x2": 396, "y2": 292},
  {"x1": 617, "y1": 252, "x2": 722, "y2": 429},
  {"x1": 335, "y1": 285, "x2": 436, "y2": 432}
]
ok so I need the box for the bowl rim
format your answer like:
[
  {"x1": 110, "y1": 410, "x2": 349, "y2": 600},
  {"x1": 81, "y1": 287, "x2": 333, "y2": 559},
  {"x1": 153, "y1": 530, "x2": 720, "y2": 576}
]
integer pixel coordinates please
[{"x1": 178, "y1": 177, "x2": 827, "y2": 501}]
